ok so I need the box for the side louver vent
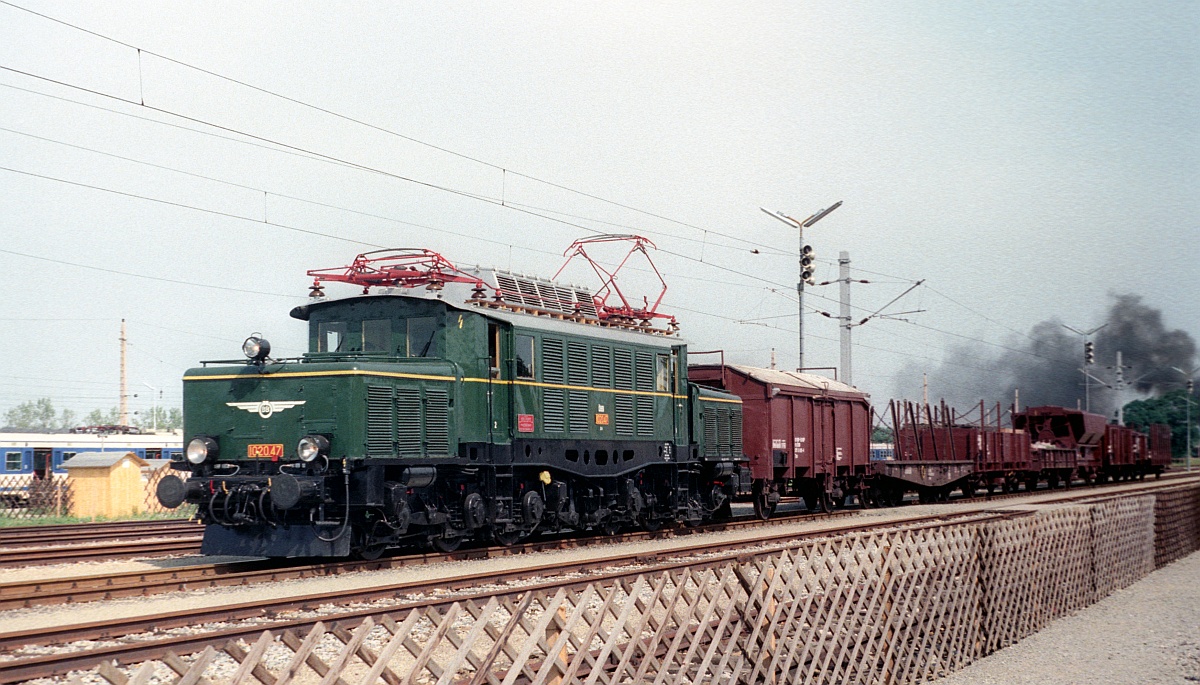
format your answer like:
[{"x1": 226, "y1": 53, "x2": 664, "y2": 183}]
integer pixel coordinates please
[
  {"x1": 568, "y1": 390, "x2": 589, "y2": 433},
  {"x1": 425, "y1": 387, "x2": 450, "y2": 455},
  {"x1": 567, "y1": 341, "x2": 588, "y2": 386},
  {"x1": 704, "y1": 410, "x2": 719, "y2": 456},
  {"x1": 542, "y1": 337, "x2": 566, "y2": 433},
  {"x1": 731, "y1": 410, "x2": 743, "y2": 456},
  {"x1": 367, "y1": 385, "x2": 394, "y2": 456},
  {"x1": 591, "y1": 346, "x2": 612, "y2": 388},
  {"x1": 717, "y1": 406, "x2": 732, "y2": 455},
  {"x1": 615, "y1": 395, "x2": 634, "y2": 436},
  {"x1": 636, "y1": 396, "x2": 654, "y2": 436},
  {"x1": 396, "y1": 388, "x2": 422, "y2": 456}
]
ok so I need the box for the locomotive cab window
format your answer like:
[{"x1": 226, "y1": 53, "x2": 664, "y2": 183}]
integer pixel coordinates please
[
  {"x1": 317, "y1": 321, "x2": 348, "y2": 353},
  {"x1": 487, "y1": 323, "x2": 501, "y2": 377},
  {"x1": 656, "y1": 354, "x2": 671, "y2": 392},
  {"x1": 362, "y1": 319, "x2": 390, "y2": 353},
  {"x1": 406, "y1": 317, "x2": 437, "y2": 357},
  {"x1": 515, "y1": 334, "x2": 535, "y2": 378}
]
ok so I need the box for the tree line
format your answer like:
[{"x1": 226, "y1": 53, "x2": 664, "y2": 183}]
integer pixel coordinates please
[{"x1": 2, "y1": 398, "x2": 182, "y2": 432}]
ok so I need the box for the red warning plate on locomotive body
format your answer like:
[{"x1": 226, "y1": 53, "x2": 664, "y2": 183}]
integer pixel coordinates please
[
  {"x1": 247, "y1": 443, "x2": 284, "y2": 459},
  {"x1": 517, "y1": 414, "x2": 535, "y2": 433}
]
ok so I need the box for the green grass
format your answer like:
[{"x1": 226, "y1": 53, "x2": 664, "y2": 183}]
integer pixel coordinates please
[{"x1": 0, "y1": 507, "x2": 196, "y2": 527}]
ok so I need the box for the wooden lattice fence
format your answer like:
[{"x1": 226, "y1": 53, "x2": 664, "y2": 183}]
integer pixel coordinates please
[
  {"x1": 83, "y1": 486, "x2": 1199, "y2": 685},
  {"x1": 1152, "y1": 483, "x2": 1200, "y2": 568},
  {"x1": 0, "y1": 474, "x2": 72, "y2": 520}
]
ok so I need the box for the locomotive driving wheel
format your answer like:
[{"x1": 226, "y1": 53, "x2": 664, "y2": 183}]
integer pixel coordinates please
[
  {"x1": 491, "y1": 528, "x2": 523, "y2": 546},
  {"x1": 430, "y1": 533, "x2": 464, "y2": 553}
]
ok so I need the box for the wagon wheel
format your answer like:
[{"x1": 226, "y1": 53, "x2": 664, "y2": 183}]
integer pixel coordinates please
[
  {"x1": 809, "y1": 490, "x2": 832, "y2": 513},
  {"x1": 859, "y1": 487, "x2": 876, "y2": 509},
  {"x1": 752, "y1": 481, "x2": 776, "y2": 521}
]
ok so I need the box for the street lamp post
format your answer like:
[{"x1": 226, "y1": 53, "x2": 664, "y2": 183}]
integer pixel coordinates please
[{"x1": 761, "y1": 201, "x2": 842, "y2": 371}]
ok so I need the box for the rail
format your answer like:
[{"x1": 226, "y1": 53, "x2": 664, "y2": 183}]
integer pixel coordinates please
[{"x1": 0, "y1": 481, "x2": 1194, "y2": 684}]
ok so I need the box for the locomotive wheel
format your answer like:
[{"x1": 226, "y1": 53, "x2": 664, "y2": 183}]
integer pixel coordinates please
[
  {"x1": 356, "y1": 542, "x2": 386, "y2": 561},
  {"x1": 491, "y1": 528, "x2": 523, "y2": 546},
  {"x1": 641, "y1": 515, "x2": 662, "y2": 532},
  {"x1": 714, "y1": 500, "x2": 733, "y2": 521},
  {"x1": 601, "y1": 518, "x2": 623, "y2": 536},
  {"x1": 431, "y1": 534, "x2": 464, "y2": 553}
]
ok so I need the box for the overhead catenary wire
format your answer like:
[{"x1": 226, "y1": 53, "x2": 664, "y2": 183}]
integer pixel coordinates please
[
  {"x1": 0, "y1": 0, "x2": 791, "y2": 258},
  {"x1": 0, "y1": 5, "x2": 1099, "y2": 378}
]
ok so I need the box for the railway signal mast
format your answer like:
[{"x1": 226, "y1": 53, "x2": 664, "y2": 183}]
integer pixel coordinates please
[
  {"x1": 1063, "y1": 323, "x2": 1107, "y2": 412},
  {"x1": 761, "y1": 201, "x2": 842, "y2": 372}
]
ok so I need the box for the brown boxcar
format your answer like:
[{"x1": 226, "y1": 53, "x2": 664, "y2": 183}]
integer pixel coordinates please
[
  {"x1": 1148, "y1": 424, "x2": 1172, "y2": 474},
  {"x1": 688, "y1": 364, "x2": 870, "y2": 516}
]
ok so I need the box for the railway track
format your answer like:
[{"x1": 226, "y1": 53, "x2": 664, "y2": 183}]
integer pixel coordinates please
[
  {"x1": 0, "y1": 508, "x2": 851, "y2": 609},
  {"x1": 0, "y1": 471, "x2": 1188, "y2": 602},
  {"x1": 0, "y1": 518, "x2": 199, "y2": 547},
  {"x1": 0, "y1": 476, "x2": 1194, "y2": 685},
  {"x1": 0, "y1": 518, "x2": 203, "y2": 569}
]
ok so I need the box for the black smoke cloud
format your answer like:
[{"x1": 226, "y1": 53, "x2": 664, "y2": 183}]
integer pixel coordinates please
[{"x1": 893, "y1": 294, "x2": 1196, "y2": 417}]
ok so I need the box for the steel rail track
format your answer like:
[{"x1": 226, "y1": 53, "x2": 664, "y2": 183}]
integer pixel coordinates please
[
  {"x1": 0, "y1": 519, "x2": 199, "y2": 547},
  {"x1": 0, "y1": 537, "x2": 202, "y2": 569},
  {"x1": 0, "y1": 509, "x2": 852, "y2": 610},
  {"x1": 2, "y1": 475, "x2": 1194, "y2": 683},
  {"x1": 0, "y1": 508, "x2": 1024, "y2": 684},
  {"x1": 1, "y1": 472, "x2": 1191, "y2": 606}
]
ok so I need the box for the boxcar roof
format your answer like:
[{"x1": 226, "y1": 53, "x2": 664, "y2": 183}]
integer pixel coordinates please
[{"x1": 692, "y1": 364, "x2": 868, "y2": 401}]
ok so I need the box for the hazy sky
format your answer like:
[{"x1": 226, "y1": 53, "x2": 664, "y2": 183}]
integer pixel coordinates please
[{"x1": 0, "y1": 2, "x2": 1196, "y2": 423}]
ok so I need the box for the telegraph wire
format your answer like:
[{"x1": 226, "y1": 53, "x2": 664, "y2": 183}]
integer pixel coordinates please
[{"x1": 0, "y1": 123, "x2": 779, "y2": 294}]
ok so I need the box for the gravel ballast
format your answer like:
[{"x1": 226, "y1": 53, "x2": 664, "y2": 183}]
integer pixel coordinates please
[{"x1": 935, "y1": 550, "x2": 1200, "y2": 684}]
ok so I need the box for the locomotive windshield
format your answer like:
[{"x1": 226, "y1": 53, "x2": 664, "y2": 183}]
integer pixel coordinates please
[{"x1": 313, "y1": 315, "x2": 438, "y2": 356}]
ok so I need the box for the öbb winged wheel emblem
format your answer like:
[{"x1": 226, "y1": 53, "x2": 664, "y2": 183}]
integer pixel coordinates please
[{"x1": 226, "y1": 400, "x2": 306, "y2": 419}]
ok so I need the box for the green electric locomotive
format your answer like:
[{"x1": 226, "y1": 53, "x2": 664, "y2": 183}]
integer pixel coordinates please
[{"x1": 157, "y1": 241, "x2": 743, "y2": 557}]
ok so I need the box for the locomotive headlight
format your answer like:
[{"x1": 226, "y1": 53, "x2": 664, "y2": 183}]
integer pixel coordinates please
[
  {"x1": 242, "y1": 334, "x2": 271, "y2": 362},
  {"x1": 186, "y1": 436, "x2": 218, "y2": 464},
  {"x1": 297, "y1": 434, "x2": 329, "y2": 462}
]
